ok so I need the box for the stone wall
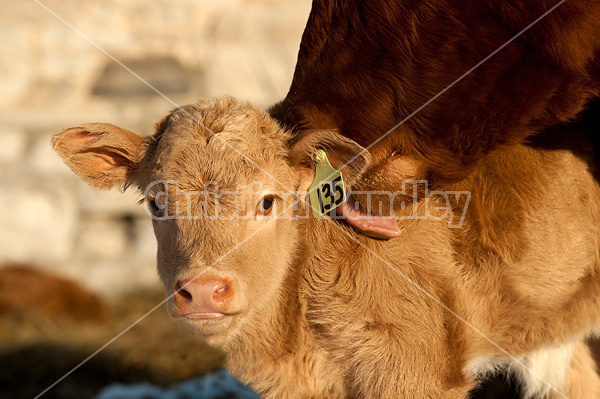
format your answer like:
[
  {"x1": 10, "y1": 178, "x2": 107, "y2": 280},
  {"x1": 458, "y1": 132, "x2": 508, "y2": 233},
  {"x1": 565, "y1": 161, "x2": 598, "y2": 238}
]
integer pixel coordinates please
[{"x1": 0, "y1": 0, "x2": 311, "y2": 296}]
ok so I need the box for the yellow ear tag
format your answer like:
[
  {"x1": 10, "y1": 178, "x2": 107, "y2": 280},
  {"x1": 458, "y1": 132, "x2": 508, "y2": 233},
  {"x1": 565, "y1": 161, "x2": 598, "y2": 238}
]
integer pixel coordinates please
[{"x1": 308, "y1": 149, "x2": 347, "y2": 218}]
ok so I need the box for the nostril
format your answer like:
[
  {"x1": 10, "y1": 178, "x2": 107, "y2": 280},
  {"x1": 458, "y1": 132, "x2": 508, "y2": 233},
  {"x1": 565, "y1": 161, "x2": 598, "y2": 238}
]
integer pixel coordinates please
[
  {"x1": 175, "y1": 281, "x2": 193, "y2": 302},
  {"x1": 215, "y1": 284, "x2": 228, "y2": 294},
  {"x1": 179, "y1": 288, "x2": 192, "y2": 301},
  {"x1": 213, "y1": 282, "x2": 232, "y2": 304},
  {"x1": 172, "y1": 277, "x2": 234, "y2": 314}
]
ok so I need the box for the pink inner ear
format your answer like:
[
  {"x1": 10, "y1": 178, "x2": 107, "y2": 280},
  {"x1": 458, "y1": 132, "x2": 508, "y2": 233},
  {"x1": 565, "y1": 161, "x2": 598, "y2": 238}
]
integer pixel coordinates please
[
  {"x1": 91, "y1": 152, "x2": 120, "y2": 170},
  {"x1": 335, "y1": 195, "x2": 401, "y2": 240},
  {"x1": 72, "y1": 131, "x2": 99, "y2": 146}
]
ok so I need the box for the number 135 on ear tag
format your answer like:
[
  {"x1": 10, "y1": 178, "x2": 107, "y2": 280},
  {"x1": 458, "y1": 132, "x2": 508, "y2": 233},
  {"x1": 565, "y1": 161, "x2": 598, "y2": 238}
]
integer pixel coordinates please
[{"x1": 309, "y1": 150, "x2": 347, "y2": 218}]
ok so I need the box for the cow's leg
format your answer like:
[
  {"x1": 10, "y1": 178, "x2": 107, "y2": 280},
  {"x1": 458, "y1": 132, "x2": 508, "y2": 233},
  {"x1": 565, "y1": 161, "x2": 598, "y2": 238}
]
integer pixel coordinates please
[
  {"x1": 508, "y1": 341, "x2": 577, "y2": 398},
  {"x1": 474, "y1": 340, "x2": 600, "y2": 399},
  {"x1": 346, "y1": 335, "x2": 475, "y2": 398},
  {"x1": 561, "y1": 340, "x2": 600, "y2": 399}
]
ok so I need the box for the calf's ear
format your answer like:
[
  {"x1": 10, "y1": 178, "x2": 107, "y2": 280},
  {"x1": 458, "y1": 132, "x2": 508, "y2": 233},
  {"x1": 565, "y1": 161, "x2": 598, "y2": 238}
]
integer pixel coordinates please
[
  {"x1": 288, "y1": 130, "x2": 401, "y2": 240},
  {"x1": 288, "y1": 129, "x2": 371, "y2": 189},
  {"x1": 51, "y1": 123, "x2": 146, "y2": 190}
]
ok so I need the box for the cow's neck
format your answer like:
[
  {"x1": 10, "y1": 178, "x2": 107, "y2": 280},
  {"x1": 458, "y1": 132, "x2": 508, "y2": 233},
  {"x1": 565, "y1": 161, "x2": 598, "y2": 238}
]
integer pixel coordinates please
[{"x1": 225, "y1": 228, "x2": 315, "y2": 387}]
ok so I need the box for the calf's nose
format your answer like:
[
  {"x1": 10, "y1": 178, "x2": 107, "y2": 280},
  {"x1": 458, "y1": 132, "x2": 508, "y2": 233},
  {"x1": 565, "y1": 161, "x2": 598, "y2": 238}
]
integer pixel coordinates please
[{"x1": 172, "y1": 276, "x2": 234, "y2": 316}]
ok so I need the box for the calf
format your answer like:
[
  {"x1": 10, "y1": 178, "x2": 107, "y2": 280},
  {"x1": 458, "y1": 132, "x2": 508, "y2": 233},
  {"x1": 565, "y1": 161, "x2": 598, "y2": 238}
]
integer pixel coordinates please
[{"x1": 52, "y1": 97, "x2": 600, "y2": 398}]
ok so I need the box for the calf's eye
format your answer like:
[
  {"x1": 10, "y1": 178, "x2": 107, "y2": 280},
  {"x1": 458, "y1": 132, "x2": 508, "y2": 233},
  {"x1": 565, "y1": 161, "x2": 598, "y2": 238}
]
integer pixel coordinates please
[
  {"x1": 146, "y1": 197, "x2": 164, "y2": 217},
  {"x1": 256, "y1": 196, "x2": 275, "y2": 216}
]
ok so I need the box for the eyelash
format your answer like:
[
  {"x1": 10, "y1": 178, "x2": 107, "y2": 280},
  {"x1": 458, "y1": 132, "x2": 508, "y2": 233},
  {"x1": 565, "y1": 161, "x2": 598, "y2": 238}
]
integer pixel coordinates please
[{"x1": 145, "y1": 196, "x2": 164, "y2": 217}]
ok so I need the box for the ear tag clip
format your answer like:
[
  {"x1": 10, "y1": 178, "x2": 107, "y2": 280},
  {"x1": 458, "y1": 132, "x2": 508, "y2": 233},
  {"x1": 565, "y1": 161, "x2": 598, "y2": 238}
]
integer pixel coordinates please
[{"x1": 309, "y1": 149, "x2": 347, "y2": 218}]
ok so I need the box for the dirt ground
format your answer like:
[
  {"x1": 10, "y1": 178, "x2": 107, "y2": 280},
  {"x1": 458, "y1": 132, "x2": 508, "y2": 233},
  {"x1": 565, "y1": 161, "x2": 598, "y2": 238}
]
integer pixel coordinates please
[{"x1": 0, "y1": 289, "x2": 224, "y2": 399}]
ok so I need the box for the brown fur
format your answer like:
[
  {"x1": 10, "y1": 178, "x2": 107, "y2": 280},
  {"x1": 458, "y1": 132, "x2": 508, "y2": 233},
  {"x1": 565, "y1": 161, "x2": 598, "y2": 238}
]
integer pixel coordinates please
[
  {"x1": 563, "y1": 342, "x2": 600, "y2": 399},
  {"x1": 0, "y1": 265, "x2": 106, "y2": 325},
  {"x1": 51, "y1": 97, "x2": 600, "y2": 397},
  {"x1": 270, "y1": 0, "x2": 600, "y2": 187}
]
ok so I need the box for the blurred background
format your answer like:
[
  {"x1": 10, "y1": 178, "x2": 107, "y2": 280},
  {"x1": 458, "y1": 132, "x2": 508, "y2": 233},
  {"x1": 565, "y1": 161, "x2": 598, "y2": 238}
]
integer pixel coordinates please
[{"x1": 0, "y1": 0, "x2": 311, "y2": 397}]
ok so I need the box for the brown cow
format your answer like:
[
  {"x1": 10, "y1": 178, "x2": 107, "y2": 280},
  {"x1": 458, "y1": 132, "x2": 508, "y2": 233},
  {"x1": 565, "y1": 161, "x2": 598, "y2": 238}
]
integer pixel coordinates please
[
  {"x1": 52, "y1": 97, "x2": 600, "y2": 398},
  {"x1": 271, "y1": 0, "x2": 600, "y2": 188}
]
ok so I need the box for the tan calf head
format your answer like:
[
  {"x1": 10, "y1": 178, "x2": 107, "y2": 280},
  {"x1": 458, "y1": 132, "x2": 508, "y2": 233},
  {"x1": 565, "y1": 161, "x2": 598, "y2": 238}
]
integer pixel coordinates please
[{"x1": 51, "y1": 97, "x2": 379, "y2": 344}]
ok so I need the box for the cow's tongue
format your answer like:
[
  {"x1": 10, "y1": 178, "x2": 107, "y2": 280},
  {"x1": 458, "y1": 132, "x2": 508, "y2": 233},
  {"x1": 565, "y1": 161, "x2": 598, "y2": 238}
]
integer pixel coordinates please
[{"x1": 335, "y1": 195, "x2": 401, "y2": 240}]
